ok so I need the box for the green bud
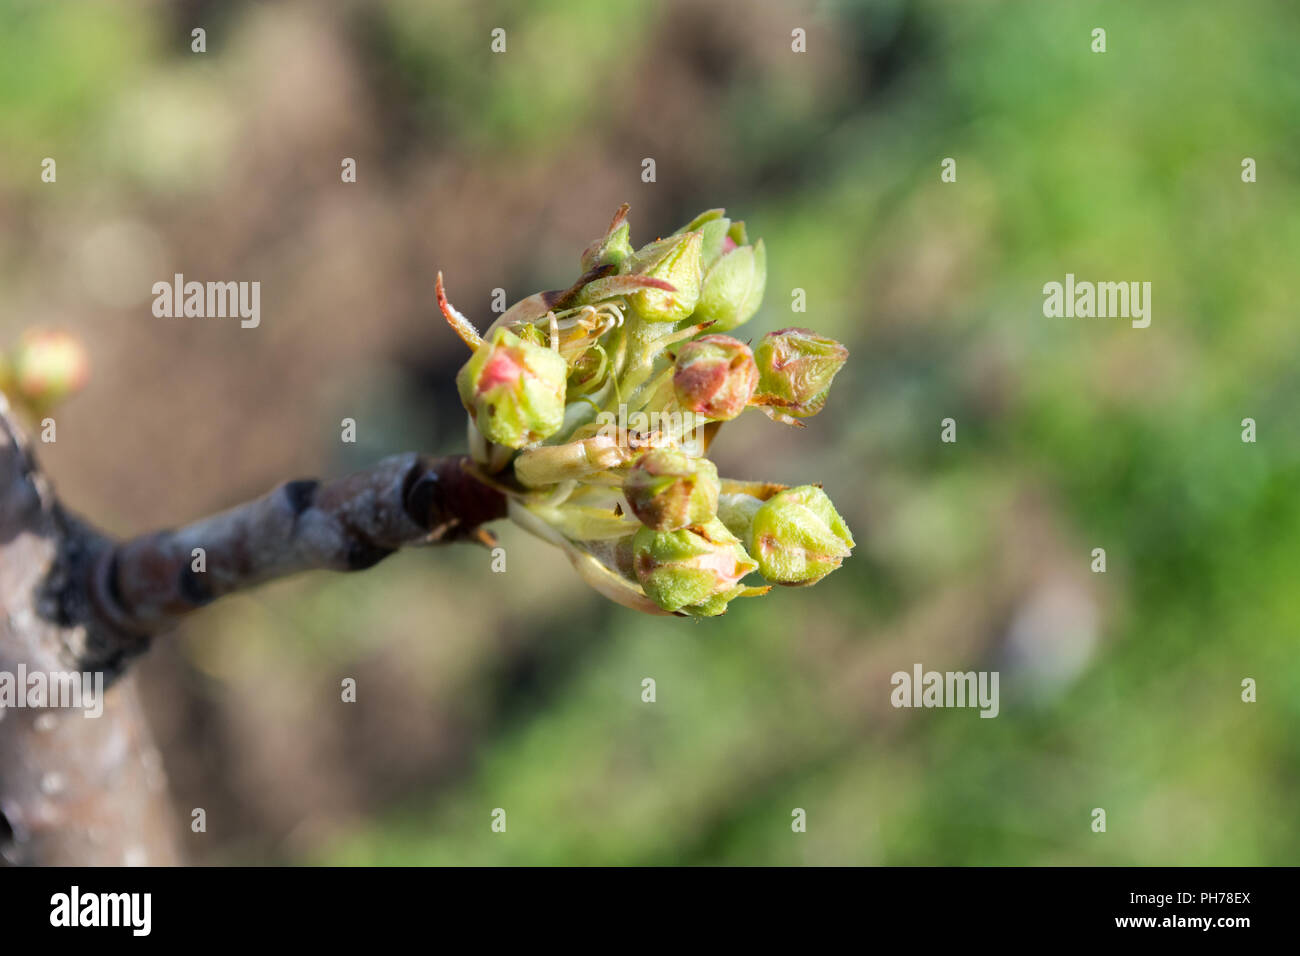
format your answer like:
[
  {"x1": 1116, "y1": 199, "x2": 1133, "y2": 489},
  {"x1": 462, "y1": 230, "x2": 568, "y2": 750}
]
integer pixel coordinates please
[
  {"x1": 715, "y1": 491, "x2": 763, "y2": 542},
  {"x1": 623, "y1": 231, "x2": 703, "y2": 325},
  {"x1": 456, "y1": 327, "x2": 567, "y2": 448},
  {"x1": 673, "y1": 211, "x2": 765, "y2": 332},
  {"x1": 672, "y1": 334, "x2": 758, "y2": 421},
  {"x1": 3, "y1": 330, "x2": 90, "y2": 413},
  {"x1": 674, "y1": 209, "x2": 727, "y2": 262},
  {"x1": 693, "y1": 239, "x2": 766, "y2": 332},
  {"x1": 672, "y1": 210, "x2": 748, "y2": 256},
  {"x1": 567, "y1": 345, "x2": 608, "y2": 394},
  {"x1": 697, "y1": 218, "x2": 731, "y2": 267},
  {"x1": 674, "y1": 208, "x2": 726, "y2": 236},
  {"x1": 580, "y1": 219, "x2": 634, "y2": 274},
  {"x1": 633, "y1": 518, "x2": 762, "y2": 617},
  {"x1": 737, "y1": 486, "x2": 854, "y2": 586},
  {"x1": 753, "y1": 328, "x2": 848, "y2": 418},
  {"x1": 624, "y1": 449, "x2": 719, "y2": 531}
]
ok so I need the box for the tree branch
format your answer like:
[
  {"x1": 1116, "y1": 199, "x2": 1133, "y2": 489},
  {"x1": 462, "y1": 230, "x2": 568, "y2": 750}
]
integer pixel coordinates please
[
  {"x1": 1, "y1": 396, "x2": 177, "y2": 865},
  {"x1": 96, "y1": 452, "x2": 507, "y2": 635},
  {"x1": 0, "y1": 393, "x2": 507, "y2": 865}
]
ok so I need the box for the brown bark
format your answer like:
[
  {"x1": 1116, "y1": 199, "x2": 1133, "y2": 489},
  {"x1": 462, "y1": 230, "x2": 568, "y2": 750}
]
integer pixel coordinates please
[{"x1": 0, "y1": 396, "x2": 505, "y2": 865}]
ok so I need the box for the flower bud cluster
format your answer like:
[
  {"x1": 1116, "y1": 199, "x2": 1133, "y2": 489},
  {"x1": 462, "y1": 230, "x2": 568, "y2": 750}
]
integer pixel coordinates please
[{"x1": 442, "y1": 205, "x2": 852, "y2": 616}]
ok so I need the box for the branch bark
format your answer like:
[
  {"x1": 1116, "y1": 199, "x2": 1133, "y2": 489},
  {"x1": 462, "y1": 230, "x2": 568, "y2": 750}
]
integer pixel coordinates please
[
  {"x1": 0, "y1": 396, "x2": 506, "y2": 865},
  {"x1": 99, "y1": 451, "x2": 506, "y2": 635}
]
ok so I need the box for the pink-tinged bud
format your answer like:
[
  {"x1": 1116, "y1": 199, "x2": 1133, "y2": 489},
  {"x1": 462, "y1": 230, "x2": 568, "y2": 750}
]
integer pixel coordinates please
[
  {"x1": 4, "y1": 330, "x2": 90, "y2": 410},
  {"x1": 624, "y1": 449, "x2": 719, "y2": 531},
  {"x1": 633, "y1": 518, "x2": 762, "y2": 617},
  {"x1": 456, "y1": 327, "x2": 567, "y2": 448},
  {"x1": 672, "y1": 334, "x2": 758, "y2": 421},
  {"x1": 753, "y1": 328, "x2": 848, "y2": 418}
]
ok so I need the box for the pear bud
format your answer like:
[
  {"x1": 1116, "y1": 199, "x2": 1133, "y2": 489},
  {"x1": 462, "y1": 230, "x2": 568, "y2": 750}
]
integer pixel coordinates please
[
  {"x1": 580, "y1": 205, "x2": 634, "y2": 273},
  {"x1": 624, "y1": 449, "x2": 719, "y2": 531},
  {"x1": 672, "y1": 334, "x2": 758, "y2": 421},
  {"x1": 456, "y1": 327, "x2": 567, "y2": 448},
  {"x1": 633, "y1": 518, "x2": 761, "y2": 616},
  {"x1": 693, "y1": 240, "x2": 766, "y2": 333},
  {"x1": 3, "y1": 330, "x2": 90, "y2": 412},
  {"x1": 567, "y1": 346, "x2": 607, "y2": 395},
  {"x1": 622, "y1": 231, "x2": 703, "y2": 325},
  {"x1": 753, "y1": 328, "x2": 848, "y2": 418},
  {"x1": 733, "y1": 485, "x2": 854, "y2": 586},
  {"x1": 673, "y1": 211, "x2": 766, "y2": 332}
]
